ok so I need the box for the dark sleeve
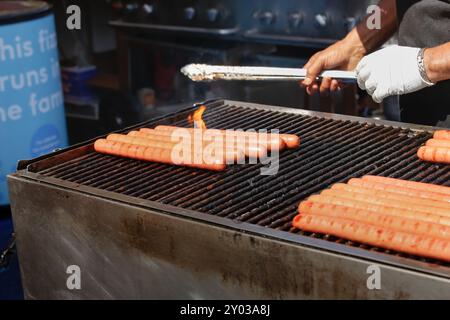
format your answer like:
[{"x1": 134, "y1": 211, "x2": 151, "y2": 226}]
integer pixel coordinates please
[{"x1": 398, "y1": 0, "x2": 450, "y2": 47}]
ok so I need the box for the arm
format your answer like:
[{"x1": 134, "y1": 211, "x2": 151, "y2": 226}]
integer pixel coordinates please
[
  {"x1": 352, "y1": 0, "x2": 398, "y2": 55},
  {"x1": 425, "y1": 42, "x2": 450, "y2": 83},
  {"x1": 302, "y1": 0, "x2": 398, "y2": 94}
]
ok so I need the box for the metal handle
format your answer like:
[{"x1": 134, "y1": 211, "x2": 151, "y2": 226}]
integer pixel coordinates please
[
  {"x1": 181, "y1": 64, "x2": 357, "y2": 83},
  {"x1": 109, "y1": 20, "x2": 240, "y2": 36},
  {"x1": 243, "y1": 29, "x2": 336, "y2": 48}
]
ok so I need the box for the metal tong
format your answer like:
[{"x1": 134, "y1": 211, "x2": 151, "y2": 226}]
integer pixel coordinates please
[{"x1": 181, "y1": 64, "x2": 357, "y2": 83}]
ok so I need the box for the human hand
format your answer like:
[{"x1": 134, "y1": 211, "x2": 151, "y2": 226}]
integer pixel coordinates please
[
  {"x1": 301, "y1": 39, "x2": 365, "y2": 95},
  {"x1": 355, "y1": 45, "x2": 434, "y2": 103}
]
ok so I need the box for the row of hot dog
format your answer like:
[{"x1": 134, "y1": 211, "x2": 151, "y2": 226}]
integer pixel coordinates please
[
  {"x1": 94, "y1": 125, "x2": 301, "y2": 171},
  {"x1": 294, "y1": 176, "x2": 450, "y2": 262},
  {"x1": 291, "y1": 129, "x2": 450, "y2": 261}
]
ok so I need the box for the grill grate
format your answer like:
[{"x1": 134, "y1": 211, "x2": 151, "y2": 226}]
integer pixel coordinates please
[{"x1": 35, "y1": 101, "x2": 450, "y2": 265}]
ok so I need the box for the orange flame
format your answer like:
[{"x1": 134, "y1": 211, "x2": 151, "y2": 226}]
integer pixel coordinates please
[{"x1": 188, "y1": 105, "x2": 207, "y2": 130}]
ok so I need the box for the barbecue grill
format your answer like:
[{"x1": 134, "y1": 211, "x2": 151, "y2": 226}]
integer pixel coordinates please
[{"x1": 8, "y1": 99, "x2": 450, "y2": 299}]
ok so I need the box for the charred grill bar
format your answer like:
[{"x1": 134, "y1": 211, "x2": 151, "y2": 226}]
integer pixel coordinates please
[{"x1": 9, "y1": 100, "x2": 450, "y2": 299}]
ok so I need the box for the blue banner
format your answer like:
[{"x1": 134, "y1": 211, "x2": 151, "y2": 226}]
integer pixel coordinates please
[{"x1": 0, "y1": 13, "x2": 68, "y2": 205}]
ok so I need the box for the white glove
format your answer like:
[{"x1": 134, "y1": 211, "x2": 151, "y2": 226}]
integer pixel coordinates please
[{"x1": 355, "y1": 45, "x2": 434, "y2": 103}]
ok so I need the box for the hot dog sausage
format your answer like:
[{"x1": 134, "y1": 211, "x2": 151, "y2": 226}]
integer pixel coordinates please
[
  {"x1": 418, "y1": 146, "x2": 450, "y2": 164},
  {"x1": 94, "y1": 139, "x2": 227, "y2": 171}
]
